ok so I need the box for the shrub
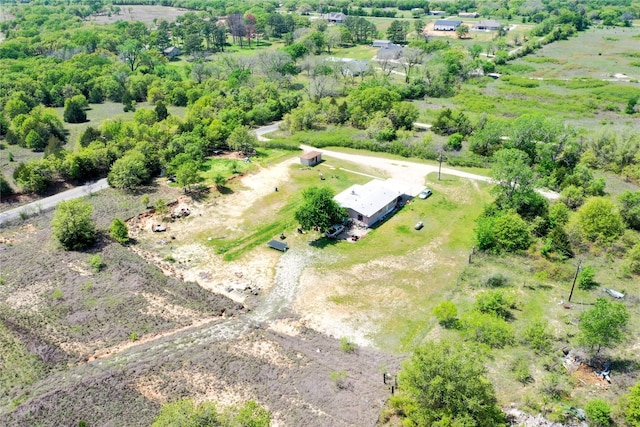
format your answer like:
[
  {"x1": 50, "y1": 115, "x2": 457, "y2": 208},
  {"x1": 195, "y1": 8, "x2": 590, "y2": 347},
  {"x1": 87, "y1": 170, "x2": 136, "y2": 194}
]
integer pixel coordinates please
[
  {"x1": 330, "y1": 370, "x2": 348, "y2": 390},
  {"x1": 462, "y1": 311, "x2": 515, "y2": 348},
  {"x1": 626, "y1": 243, "x2": 640, "y2": 275},
  {"x1": 433, "y1": 301, "x2": 458, "y2": 328},
  {"x1": 109, "y1": 218, "x2": 129, "y2": 244},
  {"x1": 475, "y1": 291, "x2": 516, "y2": 320},
  {"x1": 577, "y1": 265, "x2": 597, "y2": 290},
  {"x1": 444, "y1": 133, "x2": 464, "y2": 151},
  {"x1": 485, "y1": 274, "x2": 509, "y2": 287},
  {"x1": 512, "y1": 359, "x2": 533, "y2": 384},
  {"x1": 340, "y1": 337, "x2": 356, "y2": 353},
  {"x1": 52, "y1": 289, "x2": 63, "y2": 300},
  {"x1": 522, "y1": 320, "x2": 553, "y2": 354},
  {"x1": 585, "y1": 399, "x2": 611, "y2": 427},
  {"x1": 570, "y1": 197, "x2": 624, "y2": 244},
  {"x1": 52, "y1": 199, "x2": 96, "y2": 250},
  {"x1": 87, "y1": 254, "x2": 104, "y2": 272}
]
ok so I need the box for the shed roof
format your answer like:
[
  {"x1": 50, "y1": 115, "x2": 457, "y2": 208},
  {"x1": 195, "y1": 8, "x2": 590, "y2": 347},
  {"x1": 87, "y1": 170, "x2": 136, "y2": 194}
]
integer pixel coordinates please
[
  {"x1": 435, "y1": 19, "x2": 462, "y2": 26},
  {"x1": 334, "y1": 180, "x2": 402, "y2": 218},
  {"x1": 267, "y1": 240, "x2": 288, "y2": 251},
  {"x1": 300, "y1": 151, "x2": 322, "y2": 160},
  {"x1": 475, "y1": 19, "x2": 503, "y2": 27}
]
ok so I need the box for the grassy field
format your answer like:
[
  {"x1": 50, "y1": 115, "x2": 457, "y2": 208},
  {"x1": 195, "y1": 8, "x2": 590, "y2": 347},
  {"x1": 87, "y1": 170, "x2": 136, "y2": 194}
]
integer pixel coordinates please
[
  {"x1": 53, "y1": 102, "x2": 187, "y2": 146},
  {"x1": 515, "y1": 26, "x2": 640, "y2": 79}
]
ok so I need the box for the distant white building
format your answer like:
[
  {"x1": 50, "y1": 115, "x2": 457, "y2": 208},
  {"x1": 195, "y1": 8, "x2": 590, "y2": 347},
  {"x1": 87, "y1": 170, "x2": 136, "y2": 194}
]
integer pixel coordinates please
[
  {"x1": 334, "y1": 180, "x2": 403, "y2": 227},
  {"x1": 473, "y1": 20, "x2": 504, "y2": 31},
  {"x1": 434, "y1": 19, "x2": 463, "y2": 31}
]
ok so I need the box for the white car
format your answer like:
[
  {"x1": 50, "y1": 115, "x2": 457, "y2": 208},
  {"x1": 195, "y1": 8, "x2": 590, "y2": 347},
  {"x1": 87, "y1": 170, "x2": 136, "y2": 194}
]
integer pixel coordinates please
[{"x1": 418, "y1": 189, "x2": 433, "y2": 199}]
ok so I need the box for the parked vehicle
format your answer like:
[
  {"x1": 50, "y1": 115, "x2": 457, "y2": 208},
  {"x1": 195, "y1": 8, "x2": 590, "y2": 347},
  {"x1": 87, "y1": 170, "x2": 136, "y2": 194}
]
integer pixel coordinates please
[
  {"x1": 418, "y1": 189, "x2": 433, "y2": 199},
  {"x1": 415, "y1": 221, "x2": 424, "y2": 230}
]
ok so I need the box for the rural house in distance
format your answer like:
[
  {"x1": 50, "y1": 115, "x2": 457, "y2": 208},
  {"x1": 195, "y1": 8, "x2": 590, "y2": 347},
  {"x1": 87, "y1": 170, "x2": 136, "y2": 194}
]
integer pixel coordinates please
[
  {"x1": 434, "y1": 19, "x2": 463, "y2": 31},
  {"x1": 334, "y1": 180, "x2": 403, "y2": 227}
]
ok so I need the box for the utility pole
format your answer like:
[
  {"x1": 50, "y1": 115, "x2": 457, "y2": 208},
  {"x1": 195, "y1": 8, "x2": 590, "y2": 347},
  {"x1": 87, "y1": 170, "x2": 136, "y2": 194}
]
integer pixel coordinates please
[
  {"x1": 568, "y1": 259, "x2": 582, "y2": 303},
  {"x1": 438, "y1": 151, "x2": 443, "y2": 181}
]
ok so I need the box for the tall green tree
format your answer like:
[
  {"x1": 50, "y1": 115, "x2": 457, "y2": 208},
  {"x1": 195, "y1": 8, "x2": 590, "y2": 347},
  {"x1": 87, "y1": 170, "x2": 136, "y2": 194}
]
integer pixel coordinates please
[
  {"x1": 490, "y1": 148, "x2": 536, "y2": 210},
  {"x1": 51, "y1": 199, "x2": 96, "y2": 250},
  {"x1": 397, "y1": 340, "x2": 506, "y2": 426},
  {"x1": 295, "y1": 186, "x2": 346, "y2": 232},
  {"x1": 63, "y1": 95, "x2": 88, "y2": 123},
  {"x1": 579, "y1": 298, "x2": 629, "y2": 355},
  {"x1": 107, "y1": 150, "x2": 150, "y2": 191}
]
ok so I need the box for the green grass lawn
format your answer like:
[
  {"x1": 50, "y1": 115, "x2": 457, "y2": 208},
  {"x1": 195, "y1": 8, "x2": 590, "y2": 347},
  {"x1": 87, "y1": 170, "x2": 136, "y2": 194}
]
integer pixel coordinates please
[{"x1": 53, "y1": 102, "x2": 187, "y2": 145}]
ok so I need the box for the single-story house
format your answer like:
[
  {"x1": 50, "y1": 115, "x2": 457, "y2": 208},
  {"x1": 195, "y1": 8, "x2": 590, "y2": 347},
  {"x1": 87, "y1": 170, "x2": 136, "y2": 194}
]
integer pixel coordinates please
[
  {"x1": 325, "y1": 57, "x2": 369, "y2": 77},
  {"x1": 163, "y1": 46, "x2": 181, "y2": 58},
  {"x1": 376, "y1": 43, "x2": 403, "y2": 60},
  {"x1": 323, "y1": 12, "x2": 346, "y2": 23},
  {"x1": 334, "y1": 180, "x2": 403, "y2": 227},
  {"x1": 434, "y1": 20, "x2": 463, "y2": 31},
  {"x1": 473, "y1": 20, "x2": 504, "y2": 31},
  {"x1": 300, "y1": 151, "x2": 322, "y2": 166},
  {"x1": 372, "y1": 39, "x2": 393, "y2": 48},
  {"x1": 459, "y1": 12, "x2": 479, "y2": 18}
]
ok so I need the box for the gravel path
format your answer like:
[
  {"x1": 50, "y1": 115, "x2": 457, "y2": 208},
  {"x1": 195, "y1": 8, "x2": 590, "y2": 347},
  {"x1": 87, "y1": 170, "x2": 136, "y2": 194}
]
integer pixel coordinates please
[{"x1": 0, "y1": 179, "x2": 109, "y2": 227}]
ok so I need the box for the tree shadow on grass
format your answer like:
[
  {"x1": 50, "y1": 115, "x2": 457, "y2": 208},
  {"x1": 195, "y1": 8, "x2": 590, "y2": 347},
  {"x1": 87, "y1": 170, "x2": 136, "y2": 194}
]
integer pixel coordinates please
[{"x1": 309, "y1": 237, "x2": 340, "y2": 249}]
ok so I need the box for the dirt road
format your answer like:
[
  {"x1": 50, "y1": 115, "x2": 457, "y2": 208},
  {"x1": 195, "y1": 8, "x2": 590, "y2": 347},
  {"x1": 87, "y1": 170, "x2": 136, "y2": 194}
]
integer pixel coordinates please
[{"x1": 0, "y1": 179, "x2": 109, "y2": 227}]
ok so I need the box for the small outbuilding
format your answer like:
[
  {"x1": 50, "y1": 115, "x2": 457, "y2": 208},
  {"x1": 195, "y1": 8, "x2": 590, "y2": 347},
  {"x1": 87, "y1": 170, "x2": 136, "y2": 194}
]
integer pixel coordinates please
[
  {"x1": 434, "y1": 20, "x2": 463, "y2": 31},
  {"x1": 267, "y1": 240, "x2": 288, "y2": 252},
  {"x1": 163, "y1": 46, "x2": 181, "y2": 58},
  {"x1": 459, "y1": 12, "x2": 479, "y2": 18},
  {"x1": 473, "y1": 20, "x2": 504, "y2": 31},
  {"x1": 300, "y1": 151, "x2": 323, "y2": 166}
]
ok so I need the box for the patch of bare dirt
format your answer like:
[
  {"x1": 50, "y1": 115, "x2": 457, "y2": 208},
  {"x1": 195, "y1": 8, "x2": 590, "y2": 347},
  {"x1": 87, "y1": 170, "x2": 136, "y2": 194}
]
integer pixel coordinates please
[{"x1": 295, "y1": 239, "x2": 443, "y2": 347}]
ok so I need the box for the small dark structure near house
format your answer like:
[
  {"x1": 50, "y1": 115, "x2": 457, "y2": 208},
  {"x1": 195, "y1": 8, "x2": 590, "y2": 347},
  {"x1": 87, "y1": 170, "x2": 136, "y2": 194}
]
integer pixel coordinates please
[
  {"x1": 163, "y1": 46, "x2": 181, "y2": 58},
  {"x1": 300, "y1": 151, "x2": 322, "y2": 167},
  {"x1": 268, "y1": 240, "x2": 288, "y2": 252},
  {"x1": 434, "y1": 20, "x2": 463, "y2": 31}
]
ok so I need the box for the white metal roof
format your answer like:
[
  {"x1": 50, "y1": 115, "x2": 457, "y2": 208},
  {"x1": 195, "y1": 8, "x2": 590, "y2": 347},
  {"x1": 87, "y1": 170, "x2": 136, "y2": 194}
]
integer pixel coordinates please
[{"x1": 334, "y1": 180, "x2": 402, "y2": 218}]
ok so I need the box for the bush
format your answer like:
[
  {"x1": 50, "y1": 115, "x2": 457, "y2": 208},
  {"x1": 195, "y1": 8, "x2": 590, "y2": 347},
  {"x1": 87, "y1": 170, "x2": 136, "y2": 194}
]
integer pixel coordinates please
[
  {"x1": 330, "y1": 371, "x2": 348, "y2": 390},
  {"x1": 87, "y1": 254, "x2": 104, "y2": 273},
  {"x1": 462, "y1": 311, "x2": 515, "y2": 348},
  {"x1": 577, "y1": 265, "x2": 597, "y2": 290},
  {"x1": 485, "y1": 274, "x2": 509, "y2": 287},
  {"x1": 339, "y1": 337, "x2": 356, "y2": 353},
  {"x1": 109, "y1": 218, "x2": 129, "y2": 244},
  {"x1": 585, "y1": 399, "x2": 611, "y2": 427},
  {"x1": 475, "y1": 291, "x2": 516, "y2": 320},
  {"x1": 433, "y1": 301, "x2": 458, "y2": 328},
  {"x1": 570, "y1": 197, "x2": 624, "y2": 244},
  {"x1": 444, "y1": 133, "x2": 464, "y2": 151},
  {"x1": 512, "y1": 359, "x2": 533, "y2": 384},
  {"x1": 52, "y1": 199, "x2": 96, "y2": 250},
  {"x1": 522, "y1": 320, "x2": 553, "y2": 354}
]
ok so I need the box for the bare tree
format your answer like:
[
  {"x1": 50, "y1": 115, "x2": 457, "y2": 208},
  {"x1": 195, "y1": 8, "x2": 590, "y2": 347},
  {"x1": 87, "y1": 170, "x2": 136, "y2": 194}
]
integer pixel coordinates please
[
  {"x1": 325, "y1": 27, "x2": 342, "y2": 53},
  {"x1": 308, "y1": 75, "x2": 340, "y2": 100},
  {"x1": 257, "y1": 51, "x2": 294, "y2": 87},
  {"x1": 377, "y1": 57, "x2": 397, "y2": 77},
  {"x1": 227, "y1": 13, "x2": 245, "y2": 47},
  {"x1": 400, "y1": 47, "x2": 425, "y2": 83}
]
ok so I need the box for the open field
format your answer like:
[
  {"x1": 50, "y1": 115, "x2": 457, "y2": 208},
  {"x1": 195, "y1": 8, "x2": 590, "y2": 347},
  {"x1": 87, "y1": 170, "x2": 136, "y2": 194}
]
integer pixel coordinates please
[
  {"x1": 515, "y1": 26, "x2": 640, "y2": 80},
  {"x1": 88, "y1": 5, "x2": 191, "y2": 25}
]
